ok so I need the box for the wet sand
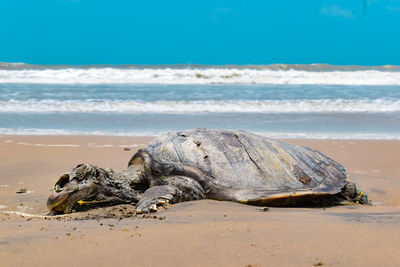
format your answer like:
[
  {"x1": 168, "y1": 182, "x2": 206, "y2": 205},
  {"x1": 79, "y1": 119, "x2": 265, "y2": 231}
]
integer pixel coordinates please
[{"x1": 1, "y1": 135, "x2": 400, "y2": 266}]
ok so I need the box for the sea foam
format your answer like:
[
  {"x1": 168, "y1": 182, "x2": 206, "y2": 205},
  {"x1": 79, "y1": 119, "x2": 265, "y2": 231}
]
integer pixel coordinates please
[
  {"x1": 1, "y1": 127, "x2": 399, "y2": 140},
  {"x1": 1, "y1": 67, "x2": 400, "y2": 85},
  {"x1": 1, "y1": 99, "x2": 399, "y2": 113}
]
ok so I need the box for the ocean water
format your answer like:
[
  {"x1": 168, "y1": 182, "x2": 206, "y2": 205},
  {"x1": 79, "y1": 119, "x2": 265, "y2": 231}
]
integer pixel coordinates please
[{"x1": 0, "y1": 63, "x2": 399, "y2": 139}]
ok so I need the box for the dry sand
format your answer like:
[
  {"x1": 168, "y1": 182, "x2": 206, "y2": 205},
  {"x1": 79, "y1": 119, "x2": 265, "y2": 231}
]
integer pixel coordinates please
[{"x1": 0, "y1": 135, "x2": 400, "y2": 267}]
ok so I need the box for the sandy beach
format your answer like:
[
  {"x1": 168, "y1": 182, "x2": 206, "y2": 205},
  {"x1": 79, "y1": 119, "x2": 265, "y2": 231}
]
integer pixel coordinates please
[
  {"x1": 3, "y1": 1, "x2": 400, "y2": 266},
  {"x1": 1, "y1": 135, "x2": 400, "y2": 267}
]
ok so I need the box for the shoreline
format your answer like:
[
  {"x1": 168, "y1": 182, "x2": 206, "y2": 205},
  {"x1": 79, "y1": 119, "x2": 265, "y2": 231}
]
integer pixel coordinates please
[
  {"x1": 3, "y1": 133, "x2": 400, "y2": 141},
  {"x1": 1, "y1": 135, "x2": 400, "y2": 266}
]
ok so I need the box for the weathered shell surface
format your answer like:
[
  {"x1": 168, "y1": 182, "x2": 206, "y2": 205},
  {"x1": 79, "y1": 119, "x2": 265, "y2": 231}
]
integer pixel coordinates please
[{"x1": 142, "y1": 129, "x2": 347, "y2": 201}]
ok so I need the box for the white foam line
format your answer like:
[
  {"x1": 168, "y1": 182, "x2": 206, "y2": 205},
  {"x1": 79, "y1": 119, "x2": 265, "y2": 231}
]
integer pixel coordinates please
[
  {"x1": 1, "y1": 68, "x2": 400, "y2": 85},
  {"x1": 352, "y1": 170, "x2": 367, "y2": 174},
  {"x1": 259, "y1": 132, "x2": 400, "y2": 140},
  {"x1": 0, "y1": 185, "x2": 11, "y2": 188},
  {"x1": 17, "y1": 206, "x2": 32, "y2": 211},
  {"x1": 1, "y1": 99, "x2": 399, "y2": 113},
  {"x1": 118, "y1": 144, "x2": 144, "y2": 148},
  {"x1": 0, "y1": 205, "x2": 6, "y2": 209},
  {"x1": 17, "y1": 142, "x2": 31, "y2": 146},
  {"x1": 33, "y1": 144, "x2": 80, "y2": 147},
  {"x1": 88, "y1": 144, "x2": 114, "y2": 148},
  {"x1": 0, "y1": 128, "x2": 400, "y2": 140},
  {"x1": 4, "y1": 140, "x2": 13, "y2": 143},
  {"x1": 0, "y1": 128, "x2": 160, "y2": 136}
]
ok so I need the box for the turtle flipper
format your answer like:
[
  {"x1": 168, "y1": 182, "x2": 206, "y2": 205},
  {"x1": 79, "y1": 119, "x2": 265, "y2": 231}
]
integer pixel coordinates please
[
  {"x1": 135, "y1": 176, "x2": 206, "y2": 214},
  {"x1": 135, "y1": 185, "x2": 176, "y2": 214},
  {"x1": 336, "y1": 182, "x2": 370, "y2": 205}
]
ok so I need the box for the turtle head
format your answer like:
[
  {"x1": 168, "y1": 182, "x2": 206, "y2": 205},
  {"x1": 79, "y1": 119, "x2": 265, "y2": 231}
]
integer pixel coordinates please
[{"x1": 47, "y1": 164, "x2": 112, "y2": 214}]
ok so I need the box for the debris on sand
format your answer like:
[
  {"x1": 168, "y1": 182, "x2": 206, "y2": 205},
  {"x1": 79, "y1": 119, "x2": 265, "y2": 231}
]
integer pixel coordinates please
[
  {"x1": 258, "y1": 207, "x2": 270, "y2": 212},
  {"x1": 16, "y1": 189, "x2": 28, "y2": 194}
]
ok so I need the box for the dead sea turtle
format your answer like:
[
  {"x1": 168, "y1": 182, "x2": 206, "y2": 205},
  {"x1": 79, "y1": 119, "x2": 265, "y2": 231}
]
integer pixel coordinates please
[{"x1": 47, "y1": 128, "x2": 369, "y2": 214}]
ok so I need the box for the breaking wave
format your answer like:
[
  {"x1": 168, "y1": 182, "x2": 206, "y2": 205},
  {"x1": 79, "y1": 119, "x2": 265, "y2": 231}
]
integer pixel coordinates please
[
  {"x1": 1, "y1": 99, "x2": 399, "y2": 113},
  {"x1": 1, "y1": 66, "x2": 400, "y2": 85},
  {"x1": 1, "y1": 127, "x2": 400, "y2": 140}
]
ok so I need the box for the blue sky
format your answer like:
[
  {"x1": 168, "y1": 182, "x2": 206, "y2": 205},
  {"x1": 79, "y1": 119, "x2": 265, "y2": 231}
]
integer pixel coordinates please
[{"x1": 1, "y1": 0, "x2": 400, "y2": 65}]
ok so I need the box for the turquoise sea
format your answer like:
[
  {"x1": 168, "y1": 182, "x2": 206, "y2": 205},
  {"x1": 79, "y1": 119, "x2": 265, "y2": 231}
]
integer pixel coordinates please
[{"x1": 0, "y1": 63, "x2": 399, "y2": 139}]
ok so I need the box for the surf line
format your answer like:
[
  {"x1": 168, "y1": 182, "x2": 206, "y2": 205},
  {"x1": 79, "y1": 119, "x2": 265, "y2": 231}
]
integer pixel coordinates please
[{"x1": 33, "y1": 144, "x2": 80, "y2": 147}]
